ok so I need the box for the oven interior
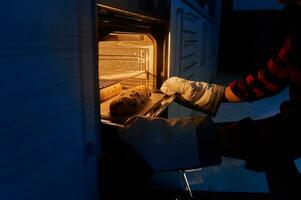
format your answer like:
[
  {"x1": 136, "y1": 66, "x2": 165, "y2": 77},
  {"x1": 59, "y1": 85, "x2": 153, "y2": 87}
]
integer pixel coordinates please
[
  {"x1": 99, "y1": 32, "x2": 157, "y2": 89},
  {"x1": 97, "y1": 4, "x2": 171, "y2": 126}
]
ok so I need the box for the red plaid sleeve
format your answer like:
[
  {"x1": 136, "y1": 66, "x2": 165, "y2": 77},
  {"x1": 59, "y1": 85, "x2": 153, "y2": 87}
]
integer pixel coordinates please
[{"x1": 228, "y1": 35, "x2": 293, "y2": 102}]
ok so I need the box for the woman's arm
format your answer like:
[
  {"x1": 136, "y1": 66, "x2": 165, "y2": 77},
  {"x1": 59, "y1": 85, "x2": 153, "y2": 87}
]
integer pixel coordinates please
[
  {"x1": 223, "y1": 86, "x2": 243, "y2": 103},
  {"x1": 221, "y1": 34, "x2": 293, "y2": 103}
]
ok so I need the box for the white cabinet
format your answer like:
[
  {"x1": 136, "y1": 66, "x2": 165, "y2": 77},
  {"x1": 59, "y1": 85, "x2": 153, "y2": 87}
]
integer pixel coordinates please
[
  {"x1": 169, "y1": 0, "x2": 221, "y2": 117},
  {"x1": 0, "y1": 1, "x2": 99, "y2": 200},
  {"x1": 170, "y1": 0, "x2": 199, "y2": 80}
]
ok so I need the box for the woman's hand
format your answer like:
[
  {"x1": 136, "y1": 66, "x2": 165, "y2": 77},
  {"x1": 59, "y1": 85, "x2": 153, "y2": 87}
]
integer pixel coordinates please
[{"x1": 160, "y1": 77, "x2": 226, "y2": 116}]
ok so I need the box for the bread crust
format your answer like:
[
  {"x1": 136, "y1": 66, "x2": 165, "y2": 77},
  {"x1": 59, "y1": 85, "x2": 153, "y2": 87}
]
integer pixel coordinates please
[
  {"x1": 100, "y1": 83, "x2": 123, "y2": 102},
  {"x1": 109, "y1": 85, "x2": 151, "y2": 115}
]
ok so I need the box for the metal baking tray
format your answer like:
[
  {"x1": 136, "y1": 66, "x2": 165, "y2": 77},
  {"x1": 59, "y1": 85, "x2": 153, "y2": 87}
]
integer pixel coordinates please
[{"x1": 100, "y1": 90, "x2": 176, "y2": 127}]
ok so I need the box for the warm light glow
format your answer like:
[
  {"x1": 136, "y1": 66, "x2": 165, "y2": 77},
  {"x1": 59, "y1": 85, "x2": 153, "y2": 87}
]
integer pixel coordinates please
[
  {"x1": 167, "y1": 31, "x2": 171, "y2": 78},
  {"x1": 99, "y1": 32, "x2": 157, "y2": 89}
]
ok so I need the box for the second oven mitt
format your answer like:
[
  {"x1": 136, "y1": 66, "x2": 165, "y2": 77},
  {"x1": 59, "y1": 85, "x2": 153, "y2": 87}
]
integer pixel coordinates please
[
  {"x1": 120, "y1": 115, "x2": 221, "y2": 171},
  {"x1": 160, "y1": 76, "x2": 225, "y2": 116}
]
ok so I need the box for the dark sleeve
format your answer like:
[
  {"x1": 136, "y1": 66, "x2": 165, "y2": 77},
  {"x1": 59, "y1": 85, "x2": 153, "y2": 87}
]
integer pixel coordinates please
[{"x1": 228, "y1": 35, "x2": 293, "y2": 102}]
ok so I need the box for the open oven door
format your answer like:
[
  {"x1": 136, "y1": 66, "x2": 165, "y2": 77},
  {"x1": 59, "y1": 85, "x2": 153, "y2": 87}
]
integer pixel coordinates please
[{"x1": 0, "y1": 1, "x2": 100, "y2": 200}]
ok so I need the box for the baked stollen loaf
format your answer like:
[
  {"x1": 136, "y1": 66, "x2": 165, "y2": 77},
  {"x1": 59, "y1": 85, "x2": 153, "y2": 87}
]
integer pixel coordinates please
[
  {"x1": 110, "y1": 85, "x2": 151, "y2": 115},
  {"x1": 100, "y1": 82, "x2": 123, "y2": 102}
]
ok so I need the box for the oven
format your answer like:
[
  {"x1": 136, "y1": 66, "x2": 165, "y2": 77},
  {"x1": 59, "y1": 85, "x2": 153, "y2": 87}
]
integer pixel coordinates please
[
  {"x1": 96, "y1": 0, "x2": 222, "y2": 199},
  {"x1": 96, "y1": 1, "x2": 180, "y2": 199}
]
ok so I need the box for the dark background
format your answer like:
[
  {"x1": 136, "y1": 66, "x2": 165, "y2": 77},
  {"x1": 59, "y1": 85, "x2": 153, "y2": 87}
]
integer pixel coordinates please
[{"x1": 218, "y1": 0, "x2": 290, "y2": 76}]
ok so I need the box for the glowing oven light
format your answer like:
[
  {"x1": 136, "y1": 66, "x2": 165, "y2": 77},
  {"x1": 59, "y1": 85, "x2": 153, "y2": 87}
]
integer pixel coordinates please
[{"x1": 167, "y1": 31, "x2": 171, "y2": 78}]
